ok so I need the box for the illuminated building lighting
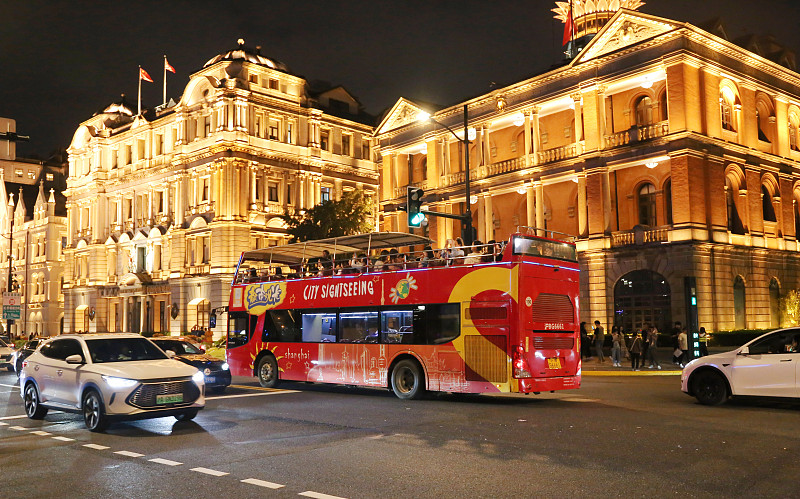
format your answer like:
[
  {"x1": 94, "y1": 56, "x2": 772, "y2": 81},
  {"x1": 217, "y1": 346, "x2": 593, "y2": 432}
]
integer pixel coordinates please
[
  {"x1": 646, "y1": 161, "x2": 658, "y2": 169},
  {"x1": 470, "y1": 195, "x2": 478, "y2": 205},
  {"x1": 512, "y1": 112, "x2": 525, "y2": 127}
]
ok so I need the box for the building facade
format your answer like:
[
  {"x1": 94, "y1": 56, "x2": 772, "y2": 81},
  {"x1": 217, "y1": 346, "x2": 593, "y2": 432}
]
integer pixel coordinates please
[
  {"x1": 376, "y1": 5, "x2": 800, "y2": 333},
  {"x1": 1, "y1": 117, "x2": 68, "y2": 338},
  {"x1": 64, "y1": 41, "x2": 378, "y2": 337}
]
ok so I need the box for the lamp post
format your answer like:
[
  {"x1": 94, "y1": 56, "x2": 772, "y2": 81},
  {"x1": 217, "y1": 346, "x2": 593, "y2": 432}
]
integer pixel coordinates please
[
  {"x1": 419, "y1": 104, "x2": 475, "y2": 245},
  {"x1": 6, "y1": 193, "x2": 14, "y2": 337}
]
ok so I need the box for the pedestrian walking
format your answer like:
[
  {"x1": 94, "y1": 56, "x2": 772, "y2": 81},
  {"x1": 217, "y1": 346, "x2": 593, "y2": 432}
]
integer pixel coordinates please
[
  {"x1": 677, "y1": 327, "x2": 689, "y2": 367},
  {"x1": 580, "y1": 322, "x2": 592, "y2": 360},
  {"x1": 630, "y1": 332, "x2": 643, "y2": 370},
  {"x1": 671, "y1": 321, "x2": 682, "y2": 365},
  {"x1": 645, "y1": 326, "x2": 662, "y2": 369},
  {"x1": 593, "y1": 320, "x2": 605, "y2": 363},
  {"x1": 610, "y1": 326, "x2": 623, "y2": 367},
  {"x1": 698, "y1": 326, "x2": 709, "y2": 357}
]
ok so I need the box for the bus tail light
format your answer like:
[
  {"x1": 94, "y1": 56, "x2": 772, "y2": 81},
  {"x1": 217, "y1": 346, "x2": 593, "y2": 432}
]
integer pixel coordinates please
[{"x1": 512, "y1": 346, "x2": 532, "y2": 378}]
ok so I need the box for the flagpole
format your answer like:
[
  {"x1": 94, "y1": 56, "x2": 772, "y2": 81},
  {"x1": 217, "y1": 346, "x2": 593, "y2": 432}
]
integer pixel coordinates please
[
  {"x1": 570, "y1": 0, "x2": 575, "y2": 58},
  {"x1": 138, "y1": 65, "x2": 142, "y2": 116},
  {"x1": 163, "y1": 55, "x2": 167, "y2": 106}
]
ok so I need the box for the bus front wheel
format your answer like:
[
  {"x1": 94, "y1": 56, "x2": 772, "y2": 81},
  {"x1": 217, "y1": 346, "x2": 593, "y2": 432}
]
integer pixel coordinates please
[
  {"x1": 391, "y1": 359, "x2": 424, "y2": 400},
  {"x1": 257, "y1": 355, "x2": 279, "y2": 388}
]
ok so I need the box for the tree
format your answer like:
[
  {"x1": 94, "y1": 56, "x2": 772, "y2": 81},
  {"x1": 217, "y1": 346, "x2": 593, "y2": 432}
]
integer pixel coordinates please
[
  {"x1": 280, "y1": 188, "x2": 374, "y2": 243},
  {"x1": 781, "y1": 289, "x2": 800, "y2": 327}
]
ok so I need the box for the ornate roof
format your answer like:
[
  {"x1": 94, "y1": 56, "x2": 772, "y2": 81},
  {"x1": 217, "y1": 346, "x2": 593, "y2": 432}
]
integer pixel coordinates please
[
  {"x1": 552, "y1": 0, "x2": 645, "y2": 22},
  {"x1": 203, "y1": 38, "x2": 289, "y2": 73}
]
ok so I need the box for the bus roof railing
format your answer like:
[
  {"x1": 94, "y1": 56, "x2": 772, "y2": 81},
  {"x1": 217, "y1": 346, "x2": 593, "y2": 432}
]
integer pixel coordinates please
[
  {"x1": 241, "y1": 232, "x2": 433, "y2": 264},
  {"x1": 515, "y1": 226, "x2": 576, "y2": 243}
]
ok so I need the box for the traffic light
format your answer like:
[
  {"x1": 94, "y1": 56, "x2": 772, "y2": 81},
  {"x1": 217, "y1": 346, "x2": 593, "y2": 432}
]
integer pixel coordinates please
[{"x1": 407, "y1": 187, "x2": 425, "y2": 227}]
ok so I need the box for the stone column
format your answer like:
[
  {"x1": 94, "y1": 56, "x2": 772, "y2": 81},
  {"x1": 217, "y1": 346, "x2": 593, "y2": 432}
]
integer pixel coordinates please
[
  {"x1": 526, "y1": 184, "x2": 535, "y2": 229},
  {"x1": 577, "y1": 175, "x2": 588, "y2": 237},
  {"x1": 476, "y1": 196, "x2": 486, "y2": 242},
  {"x1": 535, "y1": 181, "x2": 545, "y2": 236},
  {"x1": 483, "y1": 193, "x2": 493, "y2": 242}
]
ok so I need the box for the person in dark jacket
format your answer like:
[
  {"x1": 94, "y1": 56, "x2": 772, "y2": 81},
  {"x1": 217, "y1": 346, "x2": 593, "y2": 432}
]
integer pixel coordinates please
[{"x1": 630, "y1": 332, "x2": 644, "y2": 371}]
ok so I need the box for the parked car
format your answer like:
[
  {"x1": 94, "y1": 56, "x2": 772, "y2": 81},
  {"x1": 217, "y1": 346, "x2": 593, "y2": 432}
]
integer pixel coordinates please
[
  {"x1": 12, "y1": 338, "x2": 43, "y2": 376},
  {"x1": 151, "y1": 337, "x2": 231, "y2": 393},
  {"x1": 0, "y1": 338, "x2": 13, "y2": 371},
  {"x1": 681, "y1": 327, "x2": 800, "y2": 405},
  {"x1": 20, "y1": 333, "x2": 205, "y2": 431}
]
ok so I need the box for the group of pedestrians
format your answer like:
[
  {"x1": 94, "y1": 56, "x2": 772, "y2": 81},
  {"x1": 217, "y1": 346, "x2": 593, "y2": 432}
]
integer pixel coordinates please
[{"x1": 581, "y1": 321, "x2": 677, "y2": 371}]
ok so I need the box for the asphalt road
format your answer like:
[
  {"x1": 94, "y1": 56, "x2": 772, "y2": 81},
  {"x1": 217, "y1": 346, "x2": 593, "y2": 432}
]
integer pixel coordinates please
[{"x1": 1, "y1": 370, "x2": 800, "y2": 498}]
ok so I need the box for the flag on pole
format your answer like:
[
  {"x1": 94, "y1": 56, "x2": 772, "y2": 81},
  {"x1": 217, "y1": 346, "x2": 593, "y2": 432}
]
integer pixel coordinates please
[
  {"x1": 562, "y1": 3, "x2": 575, "y2": 46},
  {"x1": 140, "y1": 67, "x2": 154, "y2": 83},
  {"x1": 164, "y1": 57, "x2": 176, "y2": 74}
]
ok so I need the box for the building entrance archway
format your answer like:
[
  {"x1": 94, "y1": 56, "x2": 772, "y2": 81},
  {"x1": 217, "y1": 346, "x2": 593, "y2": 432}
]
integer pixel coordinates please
[{"x1": 614, "y1": 270, "x2": 671, "y2": 333}]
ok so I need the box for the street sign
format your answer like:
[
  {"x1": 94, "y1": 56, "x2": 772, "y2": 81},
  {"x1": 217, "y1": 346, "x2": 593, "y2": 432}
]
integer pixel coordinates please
[{"x1": 3, "y1": 292, "x2": 21, "y2": 320}]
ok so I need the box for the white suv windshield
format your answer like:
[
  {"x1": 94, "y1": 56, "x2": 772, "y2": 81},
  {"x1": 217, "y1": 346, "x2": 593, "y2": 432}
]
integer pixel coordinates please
[{"x1": 86, "y1": 338, "x2": 168, "y2": 363}]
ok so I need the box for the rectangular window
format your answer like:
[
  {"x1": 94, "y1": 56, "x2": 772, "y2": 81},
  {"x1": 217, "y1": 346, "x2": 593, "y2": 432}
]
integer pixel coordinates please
[
  {"x1": 269, "y1": 78, "x2": 279, "y2": 90},
  {"x1": 46, "y1": 172, "x2": 54, "y2": 181},
  {"x1": 137, "y1": 139, "x2": 145, "y2": 160},
  {"x1": 340, "y1": 310, "x2": 379, "y2": 343},
  {"x1": 27, "y1": 170, "x2": 36, "y2": 179},
  {"x1": 362, "y1": 139, "x2": 370, "y2": 159},
  {"x1": 286, "y1": 122, "x2": 294, "y2": 144},
  {"x1": 301, "y1": 311, "x2": 337, "y2": 342},
  {"x1": 263, "y1": 310, "x2": 302, "y2": 342},
  {"x1": 110, "y1": 151, "x2": 117, "y2": 169},
  {"x1": 320, "y1": 186, "x2": 331, "y2": 202},
  {"x1": 268, "y1": 182, "x2": 279, "y2": 202},
  {"x1": 342, "y1": 134, "x2": 351, "y2": 156},
  {"x1": 320, "y1": 130, "x2": 330, "y2": 150},
  {"x1": 255, "y1": 115, "x2": 262, "y2": 137},
  {"x1": 14, "y1": 169, "x2": 22, "y2": 178},
  {"x1": 155, "y1": 134, "x2": 163, "y2": 156},
  {"x1": 286, "y1": 185, "x2": 292, "y2": 205},
  {"x1": 201, "y1": 177, "x2": 210, "y2": 202},
  {"x1": 125, "y1": 145, "x2": 132, "y2": 165},
  {"x1": 269, "y1": 120, "x2": 279, "y2": 140},
  {"x1": 227, "y1": 311, "x2": 254, "y2": 348}
]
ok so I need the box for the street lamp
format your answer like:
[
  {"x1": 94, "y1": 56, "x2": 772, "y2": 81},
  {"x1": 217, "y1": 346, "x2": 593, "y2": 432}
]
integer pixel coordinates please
[
  {"x1": 6, "y1": 193, "x2": 14, "y2": 337},
  {"x1": 418, "y1": 104, "x2": 476, "y2": 245}
]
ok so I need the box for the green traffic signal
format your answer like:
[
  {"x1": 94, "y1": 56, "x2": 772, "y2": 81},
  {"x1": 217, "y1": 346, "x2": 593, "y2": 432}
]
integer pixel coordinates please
[{"x1": 407, "y1": 187, "x2": 425, "y2": 227}]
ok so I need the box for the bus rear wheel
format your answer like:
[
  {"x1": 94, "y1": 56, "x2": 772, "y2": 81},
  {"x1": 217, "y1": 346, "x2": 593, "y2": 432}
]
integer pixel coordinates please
[
  {"x1": 391, "y1": 359, "x2": 424, "y2": 400},
  {"x1": 257, "y1": 355, "x2": 279, "y2": 388}
]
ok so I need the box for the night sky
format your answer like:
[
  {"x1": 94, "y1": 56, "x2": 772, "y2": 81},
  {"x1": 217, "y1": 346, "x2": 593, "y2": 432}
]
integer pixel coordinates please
[{"x1": 3, "y1": 0, "x2": 800, "y2": 158}]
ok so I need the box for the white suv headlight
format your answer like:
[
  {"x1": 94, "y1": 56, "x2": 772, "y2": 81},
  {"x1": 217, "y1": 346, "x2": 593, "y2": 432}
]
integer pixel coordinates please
[
  {"x1": 102, "y1": 376, "x2": 138, "y2": 389},
  {"x1": 192, "y1": 371, "x2": 205, "y2": 385}
]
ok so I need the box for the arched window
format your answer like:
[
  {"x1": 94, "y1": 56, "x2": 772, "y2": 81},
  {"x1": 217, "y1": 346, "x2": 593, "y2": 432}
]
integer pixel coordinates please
[
  {"x1": 663, "y1": 179, "x2": 673, "y2": 225},
  {"x1": 638, "y1": 183, "x2": 657, "y2": 226},
  {"x1": 720, "y1": 88, "x2": 736, "y2": 131},
  {"x1": 726, "y1": 177, "x2": 744, "y2": 234},
  {"x1": 769, "y1": 278, "x2": 781, "y2": 328},
  {"x1": 762, "y1": 185, "x2": 777, "y2": 222},
  {"x1": 789, "y1": 112, "x2": 800, "y2": 151},
  {"x1": 756, "y1": 109, "x2": 769, "y2": 142},
  {"x1": 659, "y1": 90, "x2": 668, "y2": 121},
  {"x1": 733, "y1": 276, "x2": 747, "y2": 329},
  {"x1": 635, "y1": 96, "x2": 653, "y2": 126}
]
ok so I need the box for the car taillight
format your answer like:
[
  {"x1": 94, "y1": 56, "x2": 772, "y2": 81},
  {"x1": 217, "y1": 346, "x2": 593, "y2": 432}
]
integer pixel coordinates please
[{"x1": 512, "y1": 345, "x2": 532, "y2": 378}]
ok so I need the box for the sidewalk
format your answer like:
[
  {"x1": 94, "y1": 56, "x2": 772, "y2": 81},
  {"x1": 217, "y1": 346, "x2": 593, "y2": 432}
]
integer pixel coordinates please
[{"x1": 581, "y1": 346, "x2": 729, "y2": 376}]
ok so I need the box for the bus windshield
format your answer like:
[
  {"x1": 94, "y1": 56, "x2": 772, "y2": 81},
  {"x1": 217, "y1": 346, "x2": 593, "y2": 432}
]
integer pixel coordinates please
[{"x1": 511, "y1": 235, "x2": 577, "y2": 262}]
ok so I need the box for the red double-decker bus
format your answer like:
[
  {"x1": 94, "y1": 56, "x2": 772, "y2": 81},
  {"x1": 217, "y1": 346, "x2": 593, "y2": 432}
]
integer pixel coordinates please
[{"x1": 226, "y1": 229, "x2": 580, "y2": 399}]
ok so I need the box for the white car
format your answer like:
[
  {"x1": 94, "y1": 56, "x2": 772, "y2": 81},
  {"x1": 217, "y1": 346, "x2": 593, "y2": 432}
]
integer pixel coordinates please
[
  {"x1": 681, "y1": 327, "x2": 800, "y2": 405},
  {"x1": 0, "y1": 338, "x2": 13, "y2": 371},
  {"x1": 20, "y1": 333, "x2": 205, "y2": 431}
]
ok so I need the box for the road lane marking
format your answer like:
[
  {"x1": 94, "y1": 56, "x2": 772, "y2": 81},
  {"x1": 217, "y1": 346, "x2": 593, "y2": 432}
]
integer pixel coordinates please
[
  {"x1": 229, "y1": 385, "x2": 300, "y2": 393},
  {"x1": 9, "y1": 426, "x2": 27, "y2": 430},
  {"x1": 30, "y1": 431, "x2": 51, "y2": 436},
  {"x1": 241, "y1": 478, "x2": 284, "y2": 489},
  {"x1": 207, "y1": 391, "x2": 299, "y2": 400},
  {"x1": 191, "y1": 467, "x2": 229, "y2": 477},
  {"x1": 83, "y1": 444, "x2": 110, "y2": 450},
  {"x1": 0, "y1": 383, "x2": 19, "y2": 388},
  {"x1": 149, "y1": 458, "x2": 183, "y2": 466},
  {"x1": 0, "y1": 421, "x2": 8, "y2": 425},
  {"x1": 52, "y1": 436, "x2": 75, "y2": 442},
  {"x1": 0, "y1": 415, "x2": 28, "y2": 420},
  {"x1": 300, "y1": 491, "x2": 348, "y2": 499},
  {"x1": 114, "y1": 450, "x2": 145, "y2": 458}
]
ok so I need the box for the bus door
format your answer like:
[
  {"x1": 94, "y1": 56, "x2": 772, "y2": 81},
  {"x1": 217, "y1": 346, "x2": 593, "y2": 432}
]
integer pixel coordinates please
[
  {"x1": 462, "y1": 300, "x2": 512, "y2": 391},
  {"x1": 522, "y1": 290, "x2": 579, "y2": 378}
]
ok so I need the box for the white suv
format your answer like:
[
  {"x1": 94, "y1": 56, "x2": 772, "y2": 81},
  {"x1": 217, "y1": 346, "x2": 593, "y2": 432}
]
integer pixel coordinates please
[{"x1": 20, "y1": 333, "x2": 205, "y2": 431}]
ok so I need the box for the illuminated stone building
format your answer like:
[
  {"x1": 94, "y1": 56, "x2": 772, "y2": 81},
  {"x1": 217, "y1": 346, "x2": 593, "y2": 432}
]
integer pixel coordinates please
[
  {"x1": 376, "y1": 3, "x2": 800, "y2": 332},
  {"x1": 0, "y1": 117, "x2": 68, "y2": 337},
  {"x1": 64, "y1": 40, "x2": 378, "y2": 336}
]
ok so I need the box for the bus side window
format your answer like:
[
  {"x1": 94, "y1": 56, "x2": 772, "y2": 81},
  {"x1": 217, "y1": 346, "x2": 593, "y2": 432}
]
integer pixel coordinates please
[
  {"x1": 228, "y1": 311, "x2": 252, "y2": 348},
  {"x1": 301, "y1": 311, "x2": 337, "y2": 342},
  {"x1": 425, "y1": 303, "x2": 460, "y2": 344},
  {"x1": 380, "y1": 308, "x2": 414, "y2": 344},
  {"x1": 265, "y1": 310, "x2": 302, "y2": 342}
]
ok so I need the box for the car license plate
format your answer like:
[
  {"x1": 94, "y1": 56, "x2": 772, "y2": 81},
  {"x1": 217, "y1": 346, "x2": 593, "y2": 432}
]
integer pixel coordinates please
[
  {"x1": 156, "y1": 394, "x2": 183, "y2": 405},
  {"x1": 546, "y1": 357, "x2": 562, "y2": 369},
  {"x1": 205, "y1": 377, "x2": 215, "y2": 383}
]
